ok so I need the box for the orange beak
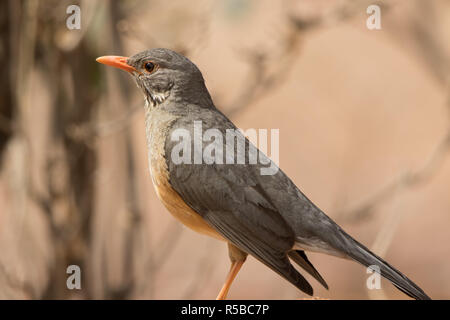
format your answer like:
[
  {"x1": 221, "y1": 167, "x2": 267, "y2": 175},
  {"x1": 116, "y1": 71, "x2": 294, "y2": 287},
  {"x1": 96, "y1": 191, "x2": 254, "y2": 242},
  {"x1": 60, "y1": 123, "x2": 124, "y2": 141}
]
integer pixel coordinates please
[{"x1": 96, "y1": 56, "x2": 137, "y2": 73}]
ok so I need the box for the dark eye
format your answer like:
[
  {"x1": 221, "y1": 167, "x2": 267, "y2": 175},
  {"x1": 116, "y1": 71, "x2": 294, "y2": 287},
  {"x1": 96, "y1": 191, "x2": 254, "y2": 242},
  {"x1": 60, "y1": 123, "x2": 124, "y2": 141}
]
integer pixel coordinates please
[{"x1": 144, "y1": 62, "x2": 155, "y2": 73}]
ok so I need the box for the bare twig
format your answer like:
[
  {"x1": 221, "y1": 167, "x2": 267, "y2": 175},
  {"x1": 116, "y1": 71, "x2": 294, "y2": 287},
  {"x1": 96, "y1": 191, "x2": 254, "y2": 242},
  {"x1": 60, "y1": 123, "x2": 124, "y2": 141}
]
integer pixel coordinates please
[
  {"x1": 288, "y1": 0, "x2": 391, "y2": 31},
  {"x1": 137, "y1": 221, "x2": 184, "y2": 297},
  {"x1": 224, "y1": 26, "x2": 301, "y2": 117},
  {"x1": 225, "y1": 0, "x2": 384, "y2": 118},
  {"x1": 92, "y1": 102, "x2": 142, "y2": 138},
  {"x1": 182, "y1": 240, "x2": 218, "y2": 299},
  {"x1": 0, "y1": 262, "x2": 35, "y2": 299}
]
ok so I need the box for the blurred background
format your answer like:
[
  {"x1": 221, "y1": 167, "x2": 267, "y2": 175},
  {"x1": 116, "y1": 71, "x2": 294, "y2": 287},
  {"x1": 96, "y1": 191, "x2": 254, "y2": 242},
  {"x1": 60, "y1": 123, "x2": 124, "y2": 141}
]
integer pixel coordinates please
[{"x1": 0, "y1": 0, "x2": 449, "y2": 300}]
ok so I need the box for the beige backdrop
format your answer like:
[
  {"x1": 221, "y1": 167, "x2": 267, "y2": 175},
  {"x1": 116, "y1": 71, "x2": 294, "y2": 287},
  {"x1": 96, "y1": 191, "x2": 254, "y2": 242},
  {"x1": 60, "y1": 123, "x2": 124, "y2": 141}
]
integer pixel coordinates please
[{"x1": 0, "y1": 0, "x2": 449, "y2": 299}]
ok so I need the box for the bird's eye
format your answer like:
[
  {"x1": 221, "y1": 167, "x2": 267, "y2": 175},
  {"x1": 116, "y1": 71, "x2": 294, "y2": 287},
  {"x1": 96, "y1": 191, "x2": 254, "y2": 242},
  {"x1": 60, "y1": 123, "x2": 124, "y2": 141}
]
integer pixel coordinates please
[{"x1": 144, "y1": 61, "x2": 156, "y2": 73}]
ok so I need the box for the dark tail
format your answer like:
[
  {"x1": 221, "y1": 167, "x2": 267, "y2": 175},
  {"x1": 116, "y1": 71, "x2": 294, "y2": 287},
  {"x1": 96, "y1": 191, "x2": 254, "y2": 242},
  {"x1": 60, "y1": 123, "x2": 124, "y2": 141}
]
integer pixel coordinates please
[
  {"x1": 343, "y1": 236, "x2": 430, "y2": 300},
  {"x1": 289, "y1": 250, "x2": 329, "y2": 290}
]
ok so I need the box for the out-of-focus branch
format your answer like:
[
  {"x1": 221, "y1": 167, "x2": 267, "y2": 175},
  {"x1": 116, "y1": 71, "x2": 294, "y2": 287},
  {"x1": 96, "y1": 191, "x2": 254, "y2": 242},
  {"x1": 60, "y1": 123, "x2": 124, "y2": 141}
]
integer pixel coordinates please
[
  {"x1": 93, "y1": 103, "x2": 142, "y2": 137},
  {"x1": 137, "y1": 221, "x2": 184, "y2": 297},
  {"x1": 322, "y1": 0, "x2": 450, "y2": 224},
  {"x1": 225, "y1": 0, "x2": 385, "y2": 118},
  {"x1": 288, "y1": 0, "x2": 390, "y2": 31},
  {"x1": 224, "y1": 26, "x2": 301, "y2": 118},
  {"x1": 88, "y1": 0, "x2": 376, "y2": 134},
  {"x1": 182, "y1": 241, "x2": 217, "y2": 299},
  {"x1": 406, "y1": 1, "x2": 449, "y2": 86}
]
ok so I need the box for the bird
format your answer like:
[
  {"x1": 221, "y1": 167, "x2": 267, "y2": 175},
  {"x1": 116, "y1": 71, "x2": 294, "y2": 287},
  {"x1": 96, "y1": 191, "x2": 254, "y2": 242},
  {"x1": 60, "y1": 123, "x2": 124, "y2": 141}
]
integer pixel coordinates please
[{"x1": 96, "y1": 48, "x2": 430, "y2": 300}]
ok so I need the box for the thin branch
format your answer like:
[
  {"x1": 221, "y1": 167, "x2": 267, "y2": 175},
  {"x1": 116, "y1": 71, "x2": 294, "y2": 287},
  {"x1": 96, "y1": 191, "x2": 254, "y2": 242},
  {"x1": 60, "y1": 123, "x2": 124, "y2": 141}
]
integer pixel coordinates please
[
  {"x1": 224, "y1": 26, "x2": 301, "y2": 117},
  {"x1": 0, "y1": 262, "x2": 35, "y2": 298},
  {"x1": 94, "y1": 102, "x2": 142, "y2": 137},
  {"x1": 0, "y1": 114, "x2": 13, "y2": 134},
  {"x1": 137, "y1": 221, "x2": 184, "y2": 297},
  {"x1": 225, "y1": 0, "x2": 384, "y2": 118}
]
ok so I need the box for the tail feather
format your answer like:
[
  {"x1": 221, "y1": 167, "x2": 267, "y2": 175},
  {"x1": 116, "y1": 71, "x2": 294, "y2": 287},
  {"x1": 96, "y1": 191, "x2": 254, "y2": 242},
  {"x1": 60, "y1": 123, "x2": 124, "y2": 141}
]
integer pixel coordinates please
[
  {"x1": 289, "y1": 250, "x2": 329, "y2": 290},
  {"x1": 344, "y1": 237, "x2": 430, "y2": 300}
]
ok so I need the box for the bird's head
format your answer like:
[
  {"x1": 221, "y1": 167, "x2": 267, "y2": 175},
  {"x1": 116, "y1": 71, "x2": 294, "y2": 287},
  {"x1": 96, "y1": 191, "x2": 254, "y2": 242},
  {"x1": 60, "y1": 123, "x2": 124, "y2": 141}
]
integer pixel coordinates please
[{"x1": 97, "y1": 48, "x2": 212, "y2": 108}]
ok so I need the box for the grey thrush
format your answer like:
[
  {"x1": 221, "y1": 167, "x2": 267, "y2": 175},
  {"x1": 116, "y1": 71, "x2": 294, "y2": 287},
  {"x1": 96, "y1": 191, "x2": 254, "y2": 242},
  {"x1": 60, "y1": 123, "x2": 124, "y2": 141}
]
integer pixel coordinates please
[{"x1": 96, "y1": 48, "x2": 430, "y2": 300}]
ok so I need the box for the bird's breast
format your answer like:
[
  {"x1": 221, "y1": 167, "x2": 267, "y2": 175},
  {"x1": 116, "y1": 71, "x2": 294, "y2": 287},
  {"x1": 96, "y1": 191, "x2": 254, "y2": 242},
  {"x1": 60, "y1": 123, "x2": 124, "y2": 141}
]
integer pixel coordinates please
[{"x1": 144, "y1": 108, "x2": 223, "y2": 240}]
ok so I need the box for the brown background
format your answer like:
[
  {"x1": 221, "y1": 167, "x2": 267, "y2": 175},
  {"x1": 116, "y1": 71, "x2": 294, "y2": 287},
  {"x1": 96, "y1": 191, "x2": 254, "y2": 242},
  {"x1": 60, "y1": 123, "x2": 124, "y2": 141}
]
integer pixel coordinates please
[{"x1": 0, "y1": 0, "x2": 449, "y2": 299}]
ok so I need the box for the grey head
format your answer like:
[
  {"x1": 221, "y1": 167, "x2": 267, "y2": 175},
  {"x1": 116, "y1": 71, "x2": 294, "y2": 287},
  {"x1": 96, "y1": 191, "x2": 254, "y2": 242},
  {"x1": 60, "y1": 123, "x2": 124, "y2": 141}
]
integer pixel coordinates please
[{"x1": 126, "y1": 48, "x2": 213, "y2": 108}]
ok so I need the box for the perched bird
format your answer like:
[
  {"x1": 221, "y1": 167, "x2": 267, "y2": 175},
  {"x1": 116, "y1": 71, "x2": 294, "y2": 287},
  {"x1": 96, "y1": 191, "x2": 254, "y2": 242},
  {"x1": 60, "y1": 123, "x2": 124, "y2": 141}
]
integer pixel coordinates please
[{"x1": 96, "y1": 49, "x2": 430, "y2": 300}]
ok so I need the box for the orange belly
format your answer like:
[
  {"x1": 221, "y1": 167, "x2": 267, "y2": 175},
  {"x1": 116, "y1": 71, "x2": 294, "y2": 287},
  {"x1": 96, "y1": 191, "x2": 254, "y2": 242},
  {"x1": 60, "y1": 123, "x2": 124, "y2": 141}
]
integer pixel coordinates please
[
  {"x1": 145, "y1": 107, "x2": 224, "y2": 241},
  {"x1": 149, "y1": 151, "x2": 224, "y2": 241},
  {"x1": 153, "y1": 176, "x2": 225, "y2": 241}
]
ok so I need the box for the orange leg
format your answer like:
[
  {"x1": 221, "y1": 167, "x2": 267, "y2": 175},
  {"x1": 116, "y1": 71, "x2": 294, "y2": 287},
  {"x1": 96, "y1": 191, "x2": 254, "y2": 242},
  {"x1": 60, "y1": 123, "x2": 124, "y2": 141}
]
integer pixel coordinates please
[{"x1": 216, "y1": 260, "x2": 245, "y2": 300}]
